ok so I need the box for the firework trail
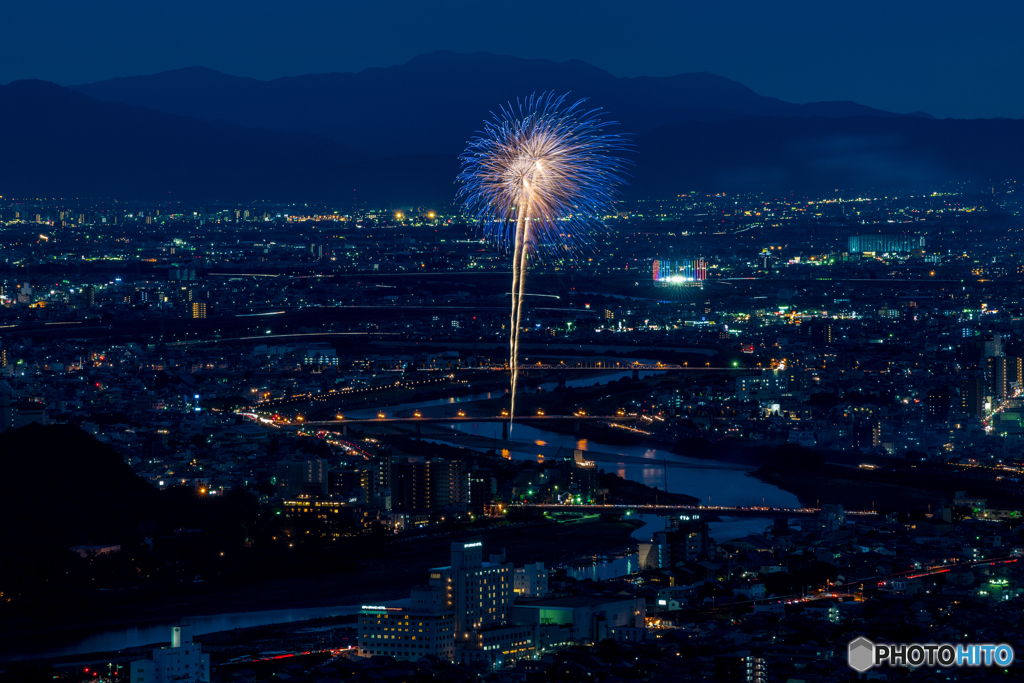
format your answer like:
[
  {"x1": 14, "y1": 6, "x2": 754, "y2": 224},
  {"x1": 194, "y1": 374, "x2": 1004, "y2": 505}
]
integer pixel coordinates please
[{"x1": 457, "y1": 92, "x2": 629, "y2": 434}]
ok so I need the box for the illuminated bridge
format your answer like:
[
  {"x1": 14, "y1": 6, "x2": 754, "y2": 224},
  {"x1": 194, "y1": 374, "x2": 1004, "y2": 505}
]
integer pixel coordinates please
[
  {"x1": 281, "y1": 415, "x2": 631, "y2": 430},
  {"x1": 252, "y1": 363, "x2": 748, "y2": 410},
  {"x1": 521, "y1": 503, "x2": 880, "y2": 518},
  {"x1": 476, "y1": 362, "x2": 748, "y2": 371}
]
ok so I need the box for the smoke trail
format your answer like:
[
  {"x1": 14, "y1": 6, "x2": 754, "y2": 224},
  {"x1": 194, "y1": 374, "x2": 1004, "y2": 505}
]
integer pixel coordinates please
[{"x1": 509, "y1": 203, "x2": 533, "y2": 433}]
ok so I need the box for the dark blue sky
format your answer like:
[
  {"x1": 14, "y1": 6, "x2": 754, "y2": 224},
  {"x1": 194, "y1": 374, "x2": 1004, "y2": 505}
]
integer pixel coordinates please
[{"x1": 3, "y1": 0, "x2": 1021, "y2": 119}]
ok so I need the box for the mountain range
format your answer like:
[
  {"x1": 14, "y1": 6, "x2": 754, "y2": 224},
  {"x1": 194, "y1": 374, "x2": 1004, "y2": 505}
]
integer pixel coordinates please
[
  {"x1": 1, "y1": 51, "x2": 1022, "y2": 202},
  {"x1": 68, "y1": 51, "x2": 929, "y2": 158}
]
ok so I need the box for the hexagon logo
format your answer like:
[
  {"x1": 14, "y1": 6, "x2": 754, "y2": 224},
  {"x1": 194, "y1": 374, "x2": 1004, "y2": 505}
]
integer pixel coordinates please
[{"x1": 848, "y1": 637, "x2": 875, "y2": 672}]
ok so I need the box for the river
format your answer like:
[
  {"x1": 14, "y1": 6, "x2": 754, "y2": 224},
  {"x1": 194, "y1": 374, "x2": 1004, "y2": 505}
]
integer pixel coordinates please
[
  {"x1": 562, "y1": 516, "x2": 779, "y2": 583},
  {"x1": 350, "y1": 369, "x2": 797, "y2": 506},
  {"x1": 442, "y1": 420, "x2": 798, "y2": 508},
  {"x1": 6, "y1": 599, "x2": 409, "y2": 662},
  {"x1": 16, "y1": 372, "x2": 796, "y2": 661}
]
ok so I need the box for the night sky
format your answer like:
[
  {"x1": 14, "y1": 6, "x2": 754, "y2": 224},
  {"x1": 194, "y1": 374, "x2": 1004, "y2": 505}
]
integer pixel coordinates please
[{"x1": 3, "y1": 0, "x2": 1022, "y2": 120}]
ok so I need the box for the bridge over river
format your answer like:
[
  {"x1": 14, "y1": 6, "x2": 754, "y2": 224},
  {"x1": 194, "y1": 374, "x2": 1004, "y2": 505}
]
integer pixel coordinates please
[
  {"x1": 520, "y1": 503, "x2": 879, "y2": 519},
  {"x1": 293, "y1": 414, "x2": 627, "y2": 426}
]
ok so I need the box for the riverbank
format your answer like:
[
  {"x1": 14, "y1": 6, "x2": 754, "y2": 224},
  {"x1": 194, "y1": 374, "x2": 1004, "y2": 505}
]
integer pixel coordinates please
[
  {"x1": 750, "y1": 460, "x2": 1019, "y2": 512},
  {"x1": 2, "y1": 516, "x2": 642, "y2": 660},
  {"x1": 16, "y1": 613, "x2": 361, "y2": 669}
]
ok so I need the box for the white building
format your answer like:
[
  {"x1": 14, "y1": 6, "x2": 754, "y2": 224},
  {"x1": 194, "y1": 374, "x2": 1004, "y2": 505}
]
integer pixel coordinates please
[
  {"x1": 357, "y1": 586, "x2": 456, "y2": 660},
  {"x1": 360, "y1": 542, "x2": 537, "y2": 666},
  {"x1": 130, "y1": 627, "x2": 209, "y2": 683},
  {"x1": 429, "y1": 541, "x2": 514, "y2": 642},
  {"x1": 513, "y1": 562, "x2": 548, "y2": 597}
]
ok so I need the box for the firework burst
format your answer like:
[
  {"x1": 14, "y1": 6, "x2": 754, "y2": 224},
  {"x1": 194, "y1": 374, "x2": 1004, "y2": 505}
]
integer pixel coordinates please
[{"x1": 457, "y1": 92, "x2": 630, "y2": 433}]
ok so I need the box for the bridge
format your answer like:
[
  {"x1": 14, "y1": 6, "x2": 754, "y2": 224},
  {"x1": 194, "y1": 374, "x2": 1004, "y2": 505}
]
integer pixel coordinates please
[
  {"x1": 281, "y1": 415, "x2": 629, "y2": 431},
  {"x1": 476, "y1": 362, "x2": 748, "y2": 371},
  {"x1": 252, "y1": 362, "x2": 752, "y2": 409},
  {"x1": 522, "y1": 503, "x2": 880, "y2": 518},
  {"x1": 300, "y1": 415, "x2": 627, "y2": 424}
]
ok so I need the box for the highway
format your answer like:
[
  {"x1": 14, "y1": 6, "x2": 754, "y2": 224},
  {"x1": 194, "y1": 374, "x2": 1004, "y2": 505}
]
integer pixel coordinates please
[{"x1": 688, "y1": 555, "x2": 1021, "y2": 615}]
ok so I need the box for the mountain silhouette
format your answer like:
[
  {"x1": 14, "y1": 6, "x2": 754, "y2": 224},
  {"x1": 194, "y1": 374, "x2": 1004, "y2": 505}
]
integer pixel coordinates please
[
  {"x1": 0, "y1": 80, "x2": 393, "y2": 202},
  {"x1": 633, "y1": 115, "x2": 1024, "y2": 194},
  {"x1": 0, "y1": 423, "x2": 161, "y2": 552},
  {"x1": 0, "y1": 53, "x2": 1020, "y2": 201},
  {"x1": 70, "y1": 51, "x2": 921, "y2": 158}
]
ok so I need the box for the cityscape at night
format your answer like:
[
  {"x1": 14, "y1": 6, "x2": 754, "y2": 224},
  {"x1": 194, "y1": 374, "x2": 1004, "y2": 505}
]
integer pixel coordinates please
[{"x1": 2, "y1": 2, "x2": 1024, "y2": 681}]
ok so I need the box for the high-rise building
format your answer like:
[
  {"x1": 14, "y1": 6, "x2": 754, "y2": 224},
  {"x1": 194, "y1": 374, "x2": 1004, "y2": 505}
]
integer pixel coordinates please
[
  {"x1": 958, "y1": 375, "x2": 986, "y2": 419},
  {"x1": 429, "y1": 541, "x2": 514, "y2": 640},
  {"x1": 1009, "y1": 356, "x2": 1024, "y2": 396},
  {"x1": 570, "y1": 451, "x2": 598, "y2": 502},
  {"x1": 360, "y1": 543, "x2": 547, "y2": 667},
  {"x1": 191, "y1": 302, "x2": 206, "y2": 319},
  {"x1": 392, "y1": 457, "x2": 469, "y2": 512},
  {"x1": 983, "y1": 333, "x2": 1002, "y2": 359},
  {"x1": 429, "y1": 459, "x2": 466, "y2": 511},
  {"x1": 853, "y1": 420, "x2": 881, "y2": 450},
  {"x1": 468, "y1": 469, "x2": 495, "y2": 515},
  {"x1": 304, "y1": 459, "x2": 328, "y2": 489},
  {"x1": 275, "y1": 461, "x2": 305, "y2": 499},
  {"x1": 368, "y1": 454, "x2": 392, "y2": 510},
  {"x1": 649, "y1": 514, "x2": 711, "y2": 568},
  {"x1": 83, "y1": 285, "x2": 96, "y2": 307},
  {"x1": 276, "y1": 459, "x2": 328, "y2": 498},
  {"x1": 391, "y1": 457, "x2": 430, "y2": 511},
  {"x1": 328, "y1": 467, "x2": 372, "y2": 502},
  {"x1": 988, "y1": 357, "x2": 1023, "y2": 399}
]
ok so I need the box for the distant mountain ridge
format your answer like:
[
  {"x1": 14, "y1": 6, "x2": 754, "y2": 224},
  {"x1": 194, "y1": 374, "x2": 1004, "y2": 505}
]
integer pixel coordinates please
[
  {"x1": 0, "y1": 79, "x2": 375, "y2": 201},
  {"x1": 69, "y1": 51, "x2": 927, "y2": 158},
  {"x1": 0, "y1": 52, "x2": 1021, "y2": 202}
]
